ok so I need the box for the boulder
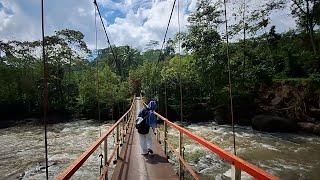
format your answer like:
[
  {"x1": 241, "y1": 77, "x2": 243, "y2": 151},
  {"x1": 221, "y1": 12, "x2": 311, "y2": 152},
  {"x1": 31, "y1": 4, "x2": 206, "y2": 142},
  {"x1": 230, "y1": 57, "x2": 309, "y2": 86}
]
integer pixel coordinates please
[
  {"x1": 314, "y1": 124, "x2": 320, "y2": 135},
  {"x1": 214, "y1": 108, "x2": 228, "y2": 125},
  {"x1": 298, "y1": 122, "x2": 320, "y2": 135},
  {"x1": 188, "y1": 103, "x2": 213, "y2": 122},
  {"x1": 166, "y1": 106, "x2": 180, "y2": 122},
  {"x1": 238, "y1": 118, "x2": 252, "y2": 126},
  {"x1": 252, "y1": 115, "x2": 297, "y2": 132},
  {"x1": 233, "y1": 94, "x2": 258, "y2": 125}
]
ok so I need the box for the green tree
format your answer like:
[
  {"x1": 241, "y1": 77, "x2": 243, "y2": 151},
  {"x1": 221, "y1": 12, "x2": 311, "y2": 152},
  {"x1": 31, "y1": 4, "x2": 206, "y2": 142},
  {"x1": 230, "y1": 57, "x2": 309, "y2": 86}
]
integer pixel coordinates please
[
  {"x1": 98, "y1": 46, "x2": 143, "y2": 80},
  {"x1": 290, "y1": 0, "x2": 319, "y2": 53},
  {"x1": 181, "y1": 0, "x2": 226, "y2": 104}
]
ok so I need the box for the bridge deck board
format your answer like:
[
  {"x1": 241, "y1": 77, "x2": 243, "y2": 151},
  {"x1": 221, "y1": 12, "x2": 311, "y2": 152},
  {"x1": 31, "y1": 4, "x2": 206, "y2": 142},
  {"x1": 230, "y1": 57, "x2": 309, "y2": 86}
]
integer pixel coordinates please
[{"x1": 111, "y1": 100, "x2": 178, "y2": 180}]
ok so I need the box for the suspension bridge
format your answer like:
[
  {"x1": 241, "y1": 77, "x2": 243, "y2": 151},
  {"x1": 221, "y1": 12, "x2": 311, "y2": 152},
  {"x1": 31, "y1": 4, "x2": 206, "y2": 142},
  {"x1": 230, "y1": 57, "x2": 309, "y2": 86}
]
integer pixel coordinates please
[
  {"x1": 56, "y1": 97, "x2": 278, "y2": 180},
  {"x1": 37, "y1": 0, "x2": 280, "y2": 179}
]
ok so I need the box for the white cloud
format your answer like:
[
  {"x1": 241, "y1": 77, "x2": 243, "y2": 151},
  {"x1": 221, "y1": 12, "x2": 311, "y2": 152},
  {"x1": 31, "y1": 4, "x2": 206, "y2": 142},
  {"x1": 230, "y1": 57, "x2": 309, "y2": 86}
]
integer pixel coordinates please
[
  {"x1": 0, "y1": 0, "x2": 95, "y2": 47},
  {"x1": 218, "y1": 0, "x2": 296, "y2": 40},
  {"x1": 0, "y1": 6, "x2": 12, "y2": 32},
  {"x1": 97, "y1": 0, "x2": 190, "y2": 50},
  {"x1": 0, "y1": 0, "x2": 297, "y2": 51},
  {"x1": 0, "y1": 1, "x2": 40, "y2": 41},
  {"x1": 187, "y1": 0, "x2": 197, "y2": 11},
  {"x1": 0, "y1": 0, "x2": 191, "y2": 50}
]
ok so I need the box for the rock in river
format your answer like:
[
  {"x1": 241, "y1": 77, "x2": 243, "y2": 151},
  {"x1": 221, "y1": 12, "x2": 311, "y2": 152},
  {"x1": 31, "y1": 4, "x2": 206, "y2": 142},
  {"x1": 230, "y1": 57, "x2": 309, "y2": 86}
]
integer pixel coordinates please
[{"x1": 252, "y1": 115, "x2": 297, "y2": 132}]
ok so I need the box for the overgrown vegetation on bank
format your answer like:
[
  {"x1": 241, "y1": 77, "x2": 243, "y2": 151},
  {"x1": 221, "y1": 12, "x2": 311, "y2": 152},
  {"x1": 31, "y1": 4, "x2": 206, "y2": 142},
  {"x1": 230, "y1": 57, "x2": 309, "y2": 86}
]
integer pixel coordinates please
[{"x1": 0, "y1": 0, "x2": 319, "y2": 133}]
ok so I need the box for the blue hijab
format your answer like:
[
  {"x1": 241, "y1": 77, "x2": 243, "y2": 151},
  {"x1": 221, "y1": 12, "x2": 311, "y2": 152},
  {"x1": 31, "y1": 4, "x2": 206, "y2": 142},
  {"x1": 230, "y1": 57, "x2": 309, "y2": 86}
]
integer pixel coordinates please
[{"x1": 146, "y1": 101, "x2": 157, "y2": 128}]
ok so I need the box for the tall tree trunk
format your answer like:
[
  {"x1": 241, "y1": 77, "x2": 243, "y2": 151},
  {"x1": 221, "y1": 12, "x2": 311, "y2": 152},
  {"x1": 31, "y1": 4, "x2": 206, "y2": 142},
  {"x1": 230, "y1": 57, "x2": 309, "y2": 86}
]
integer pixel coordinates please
[
  {"x1": 308, "y1": 24, "x2": 317, "y2": 54},
  {"x1": 306, "y1": 0, "x2": 317, "y2": 54}
]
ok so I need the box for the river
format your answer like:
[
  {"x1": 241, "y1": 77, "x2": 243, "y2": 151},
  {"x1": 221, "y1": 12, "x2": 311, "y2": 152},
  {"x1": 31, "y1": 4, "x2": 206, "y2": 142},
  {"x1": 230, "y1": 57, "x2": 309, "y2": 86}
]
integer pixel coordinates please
[{"x1": 0, "y1": 120, "x2": 319, "y2": 179}]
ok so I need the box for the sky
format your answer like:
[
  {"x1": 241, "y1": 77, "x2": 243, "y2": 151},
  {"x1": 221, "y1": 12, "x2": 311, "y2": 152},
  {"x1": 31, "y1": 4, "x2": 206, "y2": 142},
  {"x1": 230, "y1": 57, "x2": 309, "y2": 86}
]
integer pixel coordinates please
[{"x1": 0, "y1": 0, "x2": 296, "y2": 50}]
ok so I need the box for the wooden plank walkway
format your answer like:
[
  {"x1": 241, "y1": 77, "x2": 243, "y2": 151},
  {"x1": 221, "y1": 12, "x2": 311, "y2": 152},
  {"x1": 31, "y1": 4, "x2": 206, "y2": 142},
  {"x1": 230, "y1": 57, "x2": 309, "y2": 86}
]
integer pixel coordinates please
[{"x1": 111, "y1": 100, "x2": 178, "y2": 180}]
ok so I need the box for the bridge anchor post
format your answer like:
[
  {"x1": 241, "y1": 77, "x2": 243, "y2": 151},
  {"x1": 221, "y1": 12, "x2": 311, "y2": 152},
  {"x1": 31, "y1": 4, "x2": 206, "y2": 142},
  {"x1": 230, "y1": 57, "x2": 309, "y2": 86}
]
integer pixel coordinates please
[
  {"x1": 104, "y1": 139, "x2": 108, "y2": 180},
  {"x1": 164, "y1": 122, "x2": 168, "y2": 156},
  {"x1": 231, "y1": 165, "x2": 241, "y2": 180},
  {"x1": 179, "y1": 132, "x2": 184, "y2": 180},
  {"x1": 116, "y1": 125, "x2": 120, "y2": 158}
]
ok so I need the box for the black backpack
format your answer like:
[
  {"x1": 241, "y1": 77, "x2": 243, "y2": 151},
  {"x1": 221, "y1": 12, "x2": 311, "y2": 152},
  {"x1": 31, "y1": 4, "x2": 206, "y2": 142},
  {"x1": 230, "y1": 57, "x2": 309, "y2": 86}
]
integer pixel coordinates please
[{"x1": 136, "y1": 108, "x2": 150, "y2": 134}]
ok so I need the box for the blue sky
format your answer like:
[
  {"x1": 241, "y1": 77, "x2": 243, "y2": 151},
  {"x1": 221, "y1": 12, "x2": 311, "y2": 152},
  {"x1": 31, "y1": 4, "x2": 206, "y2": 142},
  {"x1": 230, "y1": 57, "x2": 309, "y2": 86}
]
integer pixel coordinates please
[{"x1": 0, "y1": 0, "x2": 296, "y2": 50}]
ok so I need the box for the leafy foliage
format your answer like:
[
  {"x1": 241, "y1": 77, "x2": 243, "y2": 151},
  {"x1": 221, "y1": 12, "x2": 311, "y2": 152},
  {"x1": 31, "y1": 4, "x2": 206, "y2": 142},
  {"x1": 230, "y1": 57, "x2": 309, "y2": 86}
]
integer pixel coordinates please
[{"x1": 0, "y1": 1, "x2": 319, "y2": 123}]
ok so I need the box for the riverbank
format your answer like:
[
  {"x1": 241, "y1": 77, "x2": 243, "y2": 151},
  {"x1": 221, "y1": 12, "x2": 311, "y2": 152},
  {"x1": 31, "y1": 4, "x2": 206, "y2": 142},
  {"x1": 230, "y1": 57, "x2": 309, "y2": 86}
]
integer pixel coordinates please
[{"x1": 173, "y1": 79, "x2": 320, "y2": 136}]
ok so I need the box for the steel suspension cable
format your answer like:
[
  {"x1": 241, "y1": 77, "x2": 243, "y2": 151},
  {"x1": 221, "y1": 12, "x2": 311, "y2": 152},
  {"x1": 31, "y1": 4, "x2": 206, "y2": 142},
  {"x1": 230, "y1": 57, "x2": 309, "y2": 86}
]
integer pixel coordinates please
[
  {"x1": 41, "y1": 0, "x2": 49, "y2": 179},
  {"x1": 159, "y1": 0, "x2": 177, "y2": 55},
  {"x1": 243, "y1": 0, "x2": 246, "y2": 68},
  {"x1": 164, "y1": 84, "x2": 168, "y2": 118},
  {"x1": 177, "y1": 1, "x2": 185, "y2": 179},
  {"x1": 94, "y1": 2, "x2": 101, "y2": 140},
  {"x1": 177, "y1": 0, "x2": 183, "y2": 123},
  {"x1": 94, "y1": 5, "x2": 104, "y2": 175},
  {"x1": 93, "y1": 0, "x2": 117, "y2": 64},
  {"x1": 223, "y1": 0, "x2": 236, "y2": 155},
  {"x1": 242, "y1": 0, "x2": 247, "y2": 86},
  {"x1": 157, "y1": 0, "x2": 177, "y2": 118}
]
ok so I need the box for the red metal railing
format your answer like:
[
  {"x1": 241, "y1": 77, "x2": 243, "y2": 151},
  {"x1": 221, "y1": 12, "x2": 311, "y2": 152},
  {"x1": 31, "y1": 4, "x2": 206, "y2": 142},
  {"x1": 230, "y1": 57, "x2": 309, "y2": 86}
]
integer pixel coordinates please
[
  {"x1": 57, "y1": 98, "x2": 278, "y2": 179},
  {"x1": 153, "y1": 111, "x2": 278, "y2": 180},
  {"x1": 56, "y1": 101, "x2": 135, "y2": 180}
]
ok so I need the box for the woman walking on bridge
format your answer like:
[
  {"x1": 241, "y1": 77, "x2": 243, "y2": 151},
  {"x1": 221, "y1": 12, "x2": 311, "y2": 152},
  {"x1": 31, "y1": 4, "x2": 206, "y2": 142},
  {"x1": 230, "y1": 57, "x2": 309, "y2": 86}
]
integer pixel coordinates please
[{"x1": 136, "y1": 100, "x2": 157, "y2": 155}]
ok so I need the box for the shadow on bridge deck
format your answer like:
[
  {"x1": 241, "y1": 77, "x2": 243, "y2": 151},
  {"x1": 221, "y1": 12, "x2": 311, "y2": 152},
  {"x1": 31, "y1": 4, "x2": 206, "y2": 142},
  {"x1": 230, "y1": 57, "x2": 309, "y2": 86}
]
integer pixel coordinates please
[{"x1": 111, "y1": 100, "x2": 178, "y2": 180}]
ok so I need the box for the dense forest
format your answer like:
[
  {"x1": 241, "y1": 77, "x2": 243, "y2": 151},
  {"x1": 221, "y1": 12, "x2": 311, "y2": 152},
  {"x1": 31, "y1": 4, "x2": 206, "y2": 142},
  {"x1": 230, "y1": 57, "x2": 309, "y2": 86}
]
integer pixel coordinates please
[{"x1": 0, "y1": 0, "x2": 319, "y2": 134}]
